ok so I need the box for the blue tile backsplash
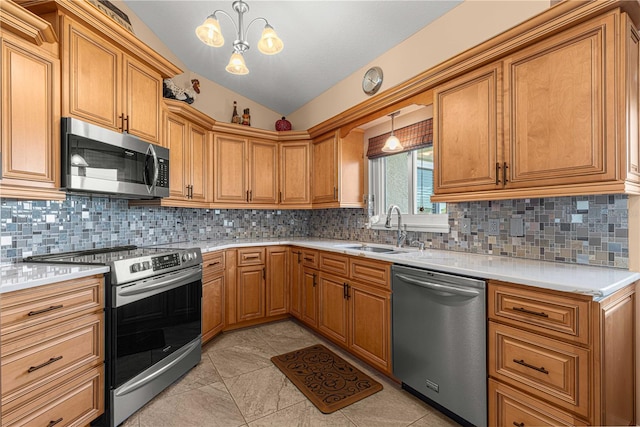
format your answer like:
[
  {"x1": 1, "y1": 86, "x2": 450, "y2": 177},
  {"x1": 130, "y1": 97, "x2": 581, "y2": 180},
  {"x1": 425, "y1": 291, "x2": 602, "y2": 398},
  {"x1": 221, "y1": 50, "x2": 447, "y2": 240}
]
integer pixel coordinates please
[{"x1": 0, "y1": 193, "x2": 629, "y2": 268}]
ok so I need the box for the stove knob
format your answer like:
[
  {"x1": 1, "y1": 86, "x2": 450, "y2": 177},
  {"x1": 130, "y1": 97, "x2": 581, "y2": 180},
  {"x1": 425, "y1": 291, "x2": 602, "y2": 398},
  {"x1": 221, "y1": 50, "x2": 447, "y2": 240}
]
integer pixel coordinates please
[
  {"x1": 131, "y1": 263, "x2": 141, "y2": 273},
  {"x1": 143, "y1": 261, "x2": 151, "y2": 270},
  {"x1": 182, "y1": 253, "x2": 192, "y2": 262}
]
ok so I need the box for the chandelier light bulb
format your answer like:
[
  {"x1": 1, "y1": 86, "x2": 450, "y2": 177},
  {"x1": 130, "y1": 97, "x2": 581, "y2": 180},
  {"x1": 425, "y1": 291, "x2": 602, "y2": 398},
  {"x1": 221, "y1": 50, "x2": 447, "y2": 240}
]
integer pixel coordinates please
[{"x1": 226, "y1": 52, "x2": 249, "y2": 75}]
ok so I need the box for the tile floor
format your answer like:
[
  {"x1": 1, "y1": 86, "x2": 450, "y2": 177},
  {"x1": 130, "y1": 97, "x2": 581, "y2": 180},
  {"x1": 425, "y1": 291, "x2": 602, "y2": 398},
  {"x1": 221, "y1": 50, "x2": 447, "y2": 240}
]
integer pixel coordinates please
[{"x1": 120, "y1": 320, "x2": 461, "y2": 427}]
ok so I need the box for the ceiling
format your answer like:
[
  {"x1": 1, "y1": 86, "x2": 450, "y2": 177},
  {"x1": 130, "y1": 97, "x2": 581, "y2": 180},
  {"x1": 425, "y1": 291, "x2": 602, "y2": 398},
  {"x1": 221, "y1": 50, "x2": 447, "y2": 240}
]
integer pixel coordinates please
[{"x1": 123, "y1": 1, "x2": 462, "y2": 116}]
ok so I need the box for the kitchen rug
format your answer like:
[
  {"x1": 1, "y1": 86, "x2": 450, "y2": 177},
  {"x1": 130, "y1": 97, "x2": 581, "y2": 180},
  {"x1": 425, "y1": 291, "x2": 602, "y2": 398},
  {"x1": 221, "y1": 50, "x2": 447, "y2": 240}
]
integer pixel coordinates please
[{"x1": 271, "y1": 344, "x2": 383, "y2": 413}]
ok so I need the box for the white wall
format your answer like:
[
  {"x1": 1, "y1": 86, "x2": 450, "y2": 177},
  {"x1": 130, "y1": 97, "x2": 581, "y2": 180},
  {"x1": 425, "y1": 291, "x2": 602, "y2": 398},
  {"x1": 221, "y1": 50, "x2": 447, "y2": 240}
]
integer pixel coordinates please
[{"x1": 289, "y1": 0, "x2": 551, "y2": 130}]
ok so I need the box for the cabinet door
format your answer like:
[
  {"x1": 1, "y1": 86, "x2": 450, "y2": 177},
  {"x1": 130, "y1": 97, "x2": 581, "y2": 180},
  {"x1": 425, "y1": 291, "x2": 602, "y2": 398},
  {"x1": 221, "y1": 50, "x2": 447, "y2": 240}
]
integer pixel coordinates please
[
  {"x1": 266, "y1": 247, "x2": 288, "y2": 317},
  {"x1": 504, "y1": 13, "x2": 616, "y2": 188},
  {"x1": 202, "y1": 274, "x2": 224, "y2": 343},
  {"x1": 1, "y1": 37, "x2": 59, "y2": 194},
  {"x1": 318, "y1": 273, "x2": 348, "y2": 346},
  {"x1": 65, "y1": 20, "x2": 120, "y2": 131},
  {"x1": 348, "y1": 282, "x2": 391, "y2": 372},
  {"x1": 289, "y1": 249, "x2": 303, "y2": 319},
  {"x1": 434, "y1": 62, "x2": 502, "y2": 194},
  {"x1": 123, "y1": 56, "x2": 161, "y2": 144},
  {"x1": 312, "y1": 134, "x2": 337, "y2": 203},
  {"x1": 236, "y1": 265, "x2": 265, "y2": 322},
  {"x1": 280, "y1": 141, "x2": 311, "y2": 205},
  {"x1": 164, "y1": 111, "x2": 188, "y2": 199},
  {"x1": 214, "y1": 134, "x2": 248, "y2": 203},
  {"x1": 249, "y1": 139, "x2": 278, "y2": 204},
  {"x1": 188, "y1": 123, "x2": 209, "y2": 203},
  {"x1": 300, "y1": 267, "x2": 318, "y2": 328}
]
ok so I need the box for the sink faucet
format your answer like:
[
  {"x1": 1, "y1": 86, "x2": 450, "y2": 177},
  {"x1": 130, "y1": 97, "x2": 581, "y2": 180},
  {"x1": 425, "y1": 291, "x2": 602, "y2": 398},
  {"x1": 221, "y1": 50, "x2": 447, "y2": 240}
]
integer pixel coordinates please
[{"x1": 385, "y1": 204, "x2": 407, "y2": 247}]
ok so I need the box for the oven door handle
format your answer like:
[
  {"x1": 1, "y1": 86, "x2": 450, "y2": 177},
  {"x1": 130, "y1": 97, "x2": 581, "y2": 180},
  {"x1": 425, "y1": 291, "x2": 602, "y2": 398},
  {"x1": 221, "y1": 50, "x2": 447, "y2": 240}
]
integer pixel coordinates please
[
  {"x1": 115, "y1": 339, "x2": 200, "y2": 397},
  {"x1": 116, "y1": 267, "x2": 202, "y2": 305}
]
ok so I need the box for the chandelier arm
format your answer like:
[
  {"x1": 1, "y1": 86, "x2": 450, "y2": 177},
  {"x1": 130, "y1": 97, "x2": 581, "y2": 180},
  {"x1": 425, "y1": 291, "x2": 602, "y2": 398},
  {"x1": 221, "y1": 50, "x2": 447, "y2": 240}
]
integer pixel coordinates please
[
  {"x1": 210, "y1": 10, "x2": 239, "y2": 35},
  {"x1": 245, "y1": 17, "x2": 269, "y2": 34}
]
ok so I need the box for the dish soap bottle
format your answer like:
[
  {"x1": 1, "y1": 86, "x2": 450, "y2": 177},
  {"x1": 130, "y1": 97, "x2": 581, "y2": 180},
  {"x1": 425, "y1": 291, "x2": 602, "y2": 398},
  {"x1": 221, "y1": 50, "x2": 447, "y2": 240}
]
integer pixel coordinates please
[{"x1": 231, "y1": 101, "x2": 241, "y2": 124}]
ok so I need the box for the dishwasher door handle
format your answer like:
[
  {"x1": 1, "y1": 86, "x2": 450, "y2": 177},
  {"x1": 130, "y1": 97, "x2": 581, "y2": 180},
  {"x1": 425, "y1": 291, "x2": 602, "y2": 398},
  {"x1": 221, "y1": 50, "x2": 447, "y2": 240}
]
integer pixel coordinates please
[{"x1": 396, "y1": 274, "x2": 480, "y2": 297}]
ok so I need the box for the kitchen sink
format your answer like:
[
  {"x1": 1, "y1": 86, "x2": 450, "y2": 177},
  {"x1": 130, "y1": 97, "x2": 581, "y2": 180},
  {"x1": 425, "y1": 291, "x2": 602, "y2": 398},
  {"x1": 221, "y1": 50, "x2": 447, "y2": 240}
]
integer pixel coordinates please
[{"x1": 339, "y1": 245, "x2": 399, "y2": 253}]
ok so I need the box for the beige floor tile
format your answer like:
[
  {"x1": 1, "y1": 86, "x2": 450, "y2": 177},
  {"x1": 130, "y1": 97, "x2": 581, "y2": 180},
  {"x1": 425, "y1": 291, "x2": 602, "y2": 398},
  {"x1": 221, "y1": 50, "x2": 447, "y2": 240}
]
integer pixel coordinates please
[
  {"x1": 409, "y1": 410, "x2": 462, "y2": 427},
  {"x1": 225, "y1": 365, "x2": 306, "y2": 422},
  {"x1": 248, "y1": 400, "x2": 356, "y2": 427},
  {"x1": 162, "y1": 353, "x2": 223, "y2": 396},
  {"x1": 209, "y1": 340, "x2": 278, "y2": 379},
  {"x1": 204, "y1": 327, "x2": 268, "y2": 353},
  {"x1": 339, "y1": 382, "x2": 431, "y2": 427},
  {"x1": 120, "y1": 413, "x2": 140, "y2": 427},
  {"x1": 138, "y1": 382, "x2": 245, "y2": 427}
]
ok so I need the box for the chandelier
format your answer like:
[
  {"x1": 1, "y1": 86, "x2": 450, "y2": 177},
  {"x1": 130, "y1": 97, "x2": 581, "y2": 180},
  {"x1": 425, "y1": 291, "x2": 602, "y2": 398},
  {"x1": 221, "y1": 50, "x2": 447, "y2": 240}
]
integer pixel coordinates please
[{"x1": 196, "y1": 0, "x2": 284, "y2": 75}]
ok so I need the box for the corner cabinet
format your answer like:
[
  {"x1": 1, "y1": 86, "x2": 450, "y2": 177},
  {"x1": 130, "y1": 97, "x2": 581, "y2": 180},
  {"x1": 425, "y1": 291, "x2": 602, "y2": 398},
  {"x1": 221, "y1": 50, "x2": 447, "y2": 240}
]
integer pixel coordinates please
[
  {"x1": 488, "y1": 280, "x2": 637, "y2": 426},
  {"x1": 312, "y1": 130, "x2": 365, "y2": 208},
  {"x1": 279, "y1": 139, "x2": 312, "y2": 207},
  {"x1": 0, "y1": 0, "x2": 64, "y2": 200},
  {"x1": 433, "y1": 9, "x2": 640, "y2": 202}
]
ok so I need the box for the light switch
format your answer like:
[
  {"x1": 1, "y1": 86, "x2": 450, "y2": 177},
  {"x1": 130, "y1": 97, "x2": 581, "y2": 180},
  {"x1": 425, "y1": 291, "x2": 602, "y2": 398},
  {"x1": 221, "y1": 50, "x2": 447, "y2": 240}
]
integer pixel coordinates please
[{"x1": 460, "y1": 218, "x2": 471, "y2": 235}]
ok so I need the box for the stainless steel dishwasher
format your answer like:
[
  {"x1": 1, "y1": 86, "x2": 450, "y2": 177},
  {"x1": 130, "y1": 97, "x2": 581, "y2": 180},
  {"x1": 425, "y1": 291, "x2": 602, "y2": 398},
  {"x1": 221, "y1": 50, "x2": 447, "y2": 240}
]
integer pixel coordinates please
[{"x1": 392, "y1": 265, "x2": 486, "y2": 427}]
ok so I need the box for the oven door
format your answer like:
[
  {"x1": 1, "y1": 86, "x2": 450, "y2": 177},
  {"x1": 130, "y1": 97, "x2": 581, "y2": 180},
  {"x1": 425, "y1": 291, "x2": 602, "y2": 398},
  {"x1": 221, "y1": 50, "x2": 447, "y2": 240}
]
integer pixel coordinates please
[{"x1": 109, "y1": 266, "x2": 202, "y2": 426}]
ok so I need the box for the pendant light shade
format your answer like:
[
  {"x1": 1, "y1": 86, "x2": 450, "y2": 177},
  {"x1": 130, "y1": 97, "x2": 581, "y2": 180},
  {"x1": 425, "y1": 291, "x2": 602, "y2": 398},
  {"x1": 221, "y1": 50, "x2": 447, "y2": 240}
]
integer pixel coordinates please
[
  {"x1": 196, "y1": 1, "x2": 283, "y2": 75},
  {"x1": 195, "y1": 17, "x2": 224, "y2": 47},
  {"x1": 257, "y1": 24, "x2": 284, "y2": 55},
  {"x1": 226, "y1": 52, "x2": 249, "y2": 75},
  {"x1": 382, "y1": 111, "x2": 402, "y2": 153}
]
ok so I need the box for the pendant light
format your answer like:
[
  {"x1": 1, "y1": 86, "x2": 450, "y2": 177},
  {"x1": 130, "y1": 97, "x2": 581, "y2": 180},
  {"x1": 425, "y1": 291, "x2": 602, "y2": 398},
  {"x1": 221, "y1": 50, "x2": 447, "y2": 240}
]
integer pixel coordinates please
[
  {"x1": 382, "y1": 111, "x2": 402, "y2": 152},
  {"x1": 196, "y1": 1, "x2": 284, "y2": 75}
]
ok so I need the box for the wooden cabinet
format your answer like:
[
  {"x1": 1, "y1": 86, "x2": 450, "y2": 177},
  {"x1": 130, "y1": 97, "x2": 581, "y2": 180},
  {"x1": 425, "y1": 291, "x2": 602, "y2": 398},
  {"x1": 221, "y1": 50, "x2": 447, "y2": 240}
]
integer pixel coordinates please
[
  {"x1": 202, "y1": 251, "x2": 225, "y2": 343},
  {"x1": 289, "y1": 249, "x2": 303, "y2": 319},
  {"x1": 1, "y1": 275, "x2": 104, "y2": 426},
  {"x1": 433, "y1": 10, "x2": 640, "y2": 202},
  {"x1": 300, "y1": 266, "x2": 319, "y2": 328},
  {"x1": 213, "y1": 134, "x2": 278, "y2": 206},
  {"x1": 315, "y1": 251, "x2": 391, "y2": 373},
  {"x1": 279, "y1": 140, "x2": 311, "y2": 207},
  {"x1": 488, "y1": 280, "x2": 637, "y2": 426},
  {"x1": 0, "y1": 0, "x2": 63, "y2": 200},
  {"x1": 163, "y1": 100, "x2": 213, "y2": 205},
  {"x1": 63, "y1": 17, "x2": 162, "y2": 143},
  {"x1": 312, "y1": 130, "x2": 365, "y2": 208},
  {"x1": 226, "y1": 246, "x2": 288, "y2": 327}
]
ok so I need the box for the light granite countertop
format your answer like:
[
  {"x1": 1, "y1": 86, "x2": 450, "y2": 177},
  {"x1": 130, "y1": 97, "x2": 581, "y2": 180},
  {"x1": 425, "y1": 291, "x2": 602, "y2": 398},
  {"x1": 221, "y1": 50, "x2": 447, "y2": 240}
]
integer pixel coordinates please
[{"x1": 2, "y1": 238, "x2": 639, "y2": 299}]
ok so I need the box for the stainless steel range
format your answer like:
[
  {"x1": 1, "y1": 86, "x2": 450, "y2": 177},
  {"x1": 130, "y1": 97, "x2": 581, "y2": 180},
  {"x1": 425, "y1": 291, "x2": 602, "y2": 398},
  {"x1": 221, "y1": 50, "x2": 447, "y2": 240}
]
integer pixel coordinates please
[{"x1": 26, "y1": 246, "x2": 203, "y2": 427}]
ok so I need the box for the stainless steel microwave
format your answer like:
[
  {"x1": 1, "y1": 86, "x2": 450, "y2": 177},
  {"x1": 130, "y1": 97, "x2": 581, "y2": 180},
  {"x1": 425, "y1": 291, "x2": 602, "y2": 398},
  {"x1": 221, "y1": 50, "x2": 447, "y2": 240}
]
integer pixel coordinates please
[{"x1": 61, "y1": 117, "x2": 169, "y2": 199}]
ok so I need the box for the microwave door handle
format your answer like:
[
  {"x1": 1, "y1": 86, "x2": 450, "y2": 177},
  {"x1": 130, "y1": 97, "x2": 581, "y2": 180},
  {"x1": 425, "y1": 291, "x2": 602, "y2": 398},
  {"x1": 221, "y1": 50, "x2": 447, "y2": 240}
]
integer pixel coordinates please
[{"x1": 145, "y1": 144, "x2": 159, "y2": 193}]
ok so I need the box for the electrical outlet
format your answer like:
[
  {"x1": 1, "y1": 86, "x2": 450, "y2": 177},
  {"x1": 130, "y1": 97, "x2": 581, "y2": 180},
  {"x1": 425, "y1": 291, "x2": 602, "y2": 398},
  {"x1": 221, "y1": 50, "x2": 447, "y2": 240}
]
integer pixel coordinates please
[
  {"x1": 488, "y1": 219, "x2": 499, "y2": 235},
  {"x1": 460, "y1": 218, "x2": 471, "y2": 235}
]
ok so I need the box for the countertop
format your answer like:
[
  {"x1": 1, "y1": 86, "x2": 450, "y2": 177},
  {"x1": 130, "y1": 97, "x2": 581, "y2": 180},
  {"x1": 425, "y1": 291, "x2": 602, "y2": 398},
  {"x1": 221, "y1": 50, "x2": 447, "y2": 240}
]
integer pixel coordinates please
[{"x1": 2, "y1": 238, "x2": 639, "y2": 299}]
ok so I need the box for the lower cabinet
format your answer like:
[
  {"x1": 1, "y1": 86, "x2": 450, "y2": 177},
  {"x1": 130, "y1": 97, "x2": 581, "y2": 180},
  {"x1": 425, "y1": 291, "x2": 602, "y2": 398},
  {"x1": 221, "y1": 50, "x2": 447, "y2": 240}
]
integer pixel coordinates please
[
  {"x1": 300, "y1": 266, "x2": 319, "y2": 328},
  {"x1": 202, "y1": 251, "x2": 225, "y2": 343},
  {"x1": 488, "y1": 279, "x2": 637, "y2": 426},
  {"x1": 0, "y1": 275, "x2": 105, "y2": 426}
]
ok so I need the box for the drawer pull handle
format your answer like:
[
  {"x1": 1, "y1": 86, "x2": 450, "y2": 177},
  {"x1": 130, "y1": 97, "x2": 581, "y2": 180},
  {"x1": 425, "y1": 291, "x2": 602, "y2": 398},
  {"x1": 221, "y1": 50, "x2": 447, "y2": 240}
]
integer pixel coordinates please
[
  {"x1": 207, "y1": 261, "x2": 221, "y2": 266},
  {"x1": 513, "y1": 306, "x2": 549, "y2": 318},
  {"x1": 27, "y1": 305, "x2": 64, "y2": 316},
  {"x1": 513, "y1": 422, "x2": 524, "y2": 427},
  {"x1": 304, "y1": 257, "x2": 314, "y2": 262},
  {"x1": 513, "y1": 358, "x2": 549, "y2": 375},
  {"x1": 244, "y1": 255, "x2": 260, "y2": 260},
  {"x1": 28, "y1": 356, "x2": 63, "y2": 373},
  {"x1": 47, "y1": 418, "x2": 63, "y2": 427}
]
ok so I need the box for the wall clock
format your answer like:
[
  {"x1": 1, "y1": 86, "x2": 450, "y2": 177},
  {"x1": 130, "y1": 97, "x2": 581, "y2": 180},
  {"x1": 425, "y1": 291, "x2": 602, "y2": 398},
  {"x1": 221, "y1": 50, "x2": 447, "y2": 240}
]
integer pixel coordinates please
[{"x1": 362, "y1": 66, "x2": 383, "y2": 95}]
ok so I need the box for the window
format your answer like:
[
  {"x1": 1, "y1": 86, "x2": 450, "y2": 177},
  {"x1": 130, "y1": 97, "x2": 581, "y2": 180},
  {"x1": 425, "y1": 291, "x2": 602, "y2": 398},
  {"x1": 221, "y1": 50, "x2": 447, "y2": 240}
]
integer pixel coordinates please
[{"x1": 368, "y1": 135, "x2": 448, "y2": 232}]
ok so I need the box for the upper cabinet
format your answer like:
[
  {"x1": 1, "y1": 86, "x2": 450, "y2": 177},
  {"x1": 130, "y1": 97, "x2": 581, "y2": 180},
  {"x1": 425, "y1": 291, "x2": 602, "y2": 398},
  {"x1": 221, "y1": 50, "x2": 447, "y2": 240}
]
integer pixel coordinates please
[
  {"x1": 279, "y1": 140, "x2": 311, "y2": 207},
  {"x1": 63, "y1": 18, "x2": 162, "y2": 143},
  {"x1": 0, "y1": 0, "x2": 64, "y2": 200},
  {"x1": 433, "y1": 9, "x2": 640, "y2": 202},
  {"x1": 312, "y1": 130, "x2": 364, "y2": 208}
]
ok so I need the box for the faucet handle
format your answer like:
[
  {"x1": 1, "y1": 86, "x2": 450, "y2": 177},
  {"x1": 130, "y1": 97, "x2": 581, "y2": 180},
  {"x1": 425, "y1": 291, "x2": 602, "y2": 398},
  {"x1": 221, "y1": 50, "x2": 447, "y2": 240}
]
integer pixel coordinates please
[{"x1": 410, "y1": 240, "x2": 425, "y2": 251}]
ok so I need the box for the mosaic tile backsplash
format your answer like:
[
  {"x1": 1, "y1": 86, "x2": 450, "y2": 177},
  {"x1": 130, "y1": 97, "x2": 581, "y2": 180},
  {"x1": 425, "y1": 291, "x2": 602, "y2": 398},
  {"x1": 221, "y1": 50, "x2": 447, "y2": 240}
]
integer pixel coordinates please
[{"x1": 0, "y1": 194, "x2": 629, "y2": 268}]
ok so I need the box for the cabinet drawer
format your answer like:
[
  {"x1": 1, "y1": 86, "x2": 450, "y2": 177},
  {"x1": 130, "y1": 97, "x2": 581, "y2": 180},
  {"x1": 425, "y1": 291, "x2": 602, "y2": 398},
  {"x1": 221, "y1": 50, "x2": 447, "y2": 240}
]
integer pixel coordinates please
[
  {"x1": 489, "y1": 322, "x2": 589, "y2": 418},
  {"x1": 489, "y1": 379, "x2": 588, "y2": 427},
  {"x1": 237, "y1": 247, "x2": 265, "y2": 266},
  {"x1": 319, "y1": 252, "x2": 349, "y2": 276},
  {"x1": 1, "y1": 276, "x2": 103, "y2": 337},
  {"x1": 1, "y1": 313, "x2": 103, "y2": 404},
  {"x1": 349, "y1": 258, "x2": 390, "y2": 289},
  {"x1": 300, "y1": 249, "x2": 318, "y2": 268},
  {"x1": 489, "y1": 281, "x2": 590, "y2": 345},
  {"x1": 2, "y1": 366, "x2": 103, "y2": 427},
  {"x1": 203, "y1": 251, "x2": 225, "y2": 278}
]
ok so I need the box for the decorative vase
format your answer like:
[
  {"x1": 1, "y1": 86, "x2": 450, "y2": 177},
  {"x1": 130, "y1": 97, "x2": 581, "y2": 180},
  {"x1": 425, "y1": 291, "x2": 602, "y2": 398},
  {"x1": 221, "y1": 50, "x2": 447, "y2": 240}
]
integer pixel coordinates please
[
  {"x1": 275, "y1": 116, "x2": 292, "y2": 131},
  {"x1": 242, "y1": 108, "x2": 251, "y2": 126}
]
